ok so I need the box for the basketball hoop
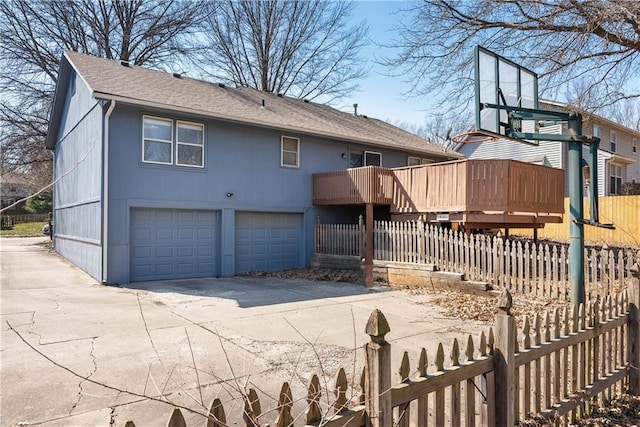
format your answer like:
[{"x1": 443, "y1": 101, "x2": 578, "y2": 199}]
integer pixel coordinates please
[{"x1": 451, "y1": 130, "x2": 500, "y2": 144}]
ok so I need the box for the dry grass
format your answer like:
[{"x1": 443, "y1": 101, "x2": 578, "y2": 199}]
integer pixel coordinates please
[{"x1": 518, "y1": 394, "x2": 640, "y2": 426}]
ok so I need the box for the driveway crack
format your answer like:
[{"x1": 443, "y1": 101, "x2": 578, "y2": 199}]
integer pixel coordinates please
[
  {"x1": 25, "y1": 311, "x2": 44, "y2": 345},
  {"x1": 69, "y1": 338, "x2": 98, "y2": 415}
]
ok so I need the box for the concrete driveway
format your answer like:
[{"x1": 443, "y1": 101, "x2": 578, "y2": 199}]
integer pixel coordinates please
[{"x1": 1, "y1": 237, "x2": 491, "y2": 426}]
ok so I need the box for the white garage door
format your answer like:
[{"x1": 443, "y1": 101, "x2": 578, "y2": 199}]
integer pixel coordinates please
[
  {"x1": 235, "y1": 212, "x2": 302, "y2": 274},
  {"x1": 131, "y1": 208, "x2": 220, "y2": 282}
]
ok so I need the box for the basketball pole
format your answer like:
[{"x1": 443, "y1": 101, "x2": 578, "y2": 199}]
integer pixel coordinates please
[{"x1": 567, "y1": 113, "x2": 585, "y2": 305}]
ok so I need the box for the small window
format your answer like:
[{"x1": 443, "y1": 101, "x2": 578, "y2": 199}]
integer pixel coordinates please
[
  {"x1": 609, "y1": 163, "x2": 623, "y2": 194},
  {"x1": 593, "y1": 124, "x2": 600, "y2": 138},
  {"x1": 176, "y1": 121, "x2": 204, "y2": 167},
  {"x1": 143, "y1": 116, "x2": 173, "y2": 164},
  {"x1": 407, "y1": 156, "x2": 421, "y2": 166},
  {"x1": 281, "y1": 136, "x2": 299, "y2": 167},
  {"x1": 350, "y1": 152, "x2": 363, "y2": 168},
  {"x1": 364, "y1": 151, "x2": 382, "y2": 166},
  {"x1": 610, "y1": 130, "x2": 617, "y2": 152},
  {"x1": 633, "y1": 138, "x2": 637, "y2": 154}
]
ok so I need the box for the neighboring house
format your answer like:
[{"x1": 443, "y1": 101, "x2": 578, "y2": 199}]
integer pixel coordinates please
[
  {"x1": 0, "y1": 174, "x2": 30, "y2": 213},
  {"x1": 46, "y1": 51, "x2": 461, "y2": 285},
  {"x1": 456, "y1": 100, "x2": 639, "y2": 197}
]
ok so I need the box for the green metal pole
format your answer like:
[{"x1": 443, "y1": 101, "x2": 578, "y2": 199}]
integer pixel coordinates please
[{"x1": 568, "y1": 113, "x2": 585, "y2": 304}]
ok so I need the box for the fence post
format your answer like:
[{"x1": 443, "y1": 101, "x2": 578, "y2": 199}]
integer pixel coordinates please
[
  {"x1": 629, "y1": 263, "x2": 640, "y2": 395},
  {"x1": 365, "y1": 309, "x2": 392, "y2": 427},
  {"x1": 494, "y1": 288, "x2": 516, "y2": 426},
  {"x1": 359, "y1": 215, "x2": 365, "y2": 260}
]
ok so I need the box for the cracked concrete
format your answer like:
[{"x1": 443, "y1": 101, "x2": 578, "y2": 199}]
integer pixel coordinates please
[{"x1": 1, "y1": 237, "x2": 492, "y2": 426}]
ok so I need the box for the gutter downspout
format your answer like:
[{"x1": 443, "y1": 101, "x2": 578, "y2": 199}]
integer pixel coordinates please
[{"x1": 102, "y1": 100, "x2": 116, "y2": 283}]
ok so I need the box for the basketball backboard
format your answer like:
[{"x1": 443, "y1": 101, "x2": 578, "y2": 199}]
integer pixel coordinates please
[{"x1": 474, "y1": 46, "x2": 539, "y2": 143}]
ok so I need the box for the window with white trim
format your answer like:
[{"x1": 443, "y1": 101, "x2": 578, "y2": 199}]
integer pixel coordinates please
[
  {"x1": 143, "y1": 116, "x2": 173, "y2": 165},
  {"x1": 609, "y1": 163, "x2": 623, "y2": 195},
  {"x1": 408, "y1": 156, "x2": 434, "y2": 166},
  {"x1": 176, "y1": 121, "x2": 204, "y2": 167},
  {"x1": 407, "y1": 156, "x2": 421, "y2": 166},
  {"x1": 281, "y1": 136, "x2": 299, "y2": 167},
  {"x1": 142, "y1": 115, "x2": 204, "y2": 167},
  {"x1": 633, "y1": 138, "x2": 637, "y2": 154},
  {"x1": 610, "y1": 130, "x2": 617, "y2": 152},
  {"x1": 364, "y1": 151, "x2": 382, "y2": 166},
  {"x1": 593, "y1": 124, "x2": 600, "y2": 138}
]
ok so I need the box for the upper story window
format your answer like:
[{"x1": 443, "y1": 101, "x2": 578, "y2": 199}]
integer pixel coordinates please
[
  {"x1": 143, "y1": 116, "x2": 173, "y2": 165},
  {"x1": 350, "y1": 150, "x2": 382, "y2": 167},
  {"x1": 364, "y1": 151, "x2": 382, "y2": 166},
  {"x1": 408, "y1": 156, "x2": 435, "y2": 166},
  {"x1": 593, "y1": 124, "x2": 600, "y2": 138},
  {"x1": 407, "y1": 156, "x2": 421, "y2": 166},
  {"x1": 609, "y1": 163, "x2": 623, "y2": 195},
  {"x1": 610, "y1": 130, "x2": 617, "y2": 152},
  {"x1": 142, "y1": 115, "x2": 204, "y2": 167},
  {"x1": 281, "y1": 136, "x2": 299, "y2": 167},
  {"x1": 633, "y1": 138, "x2": 637, "y2": 154},
  {"x1": 176, "y1": 121, "x2": 204, "y2": 167}
]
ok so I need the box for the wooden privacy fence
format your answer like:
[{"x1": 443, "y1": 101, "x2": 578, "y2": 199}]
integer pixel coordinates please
[
  {"x1": 316, "y1": 218, "x2": 640, "y2": 300},
  {"x1": 123, "y1": 272, "x2": 640, "y2": 426}
]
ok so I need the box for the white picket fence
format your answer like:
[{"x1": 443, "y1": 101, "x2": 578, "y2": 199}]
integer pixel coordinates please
[{"x1": 315, "y1": 218, "x2": 640, "y2": 299}]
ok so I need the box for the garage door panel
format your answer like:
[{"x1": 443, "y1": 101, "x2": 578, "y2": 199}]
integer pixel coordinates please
[
  {"x1": 131, "y1": 208, "x2": 220, "y2": 282},
  {"x1": 156, "y1": 246, "x2": 174, "y2": 257},
  {"x1": 235, "y1": 212, "x2": 301, "y2": 274}
]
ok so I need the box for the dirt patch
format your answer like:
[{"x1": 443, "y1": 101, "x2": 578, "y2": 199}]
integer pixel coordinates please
[
  {"x1": 518, "y1": 394, "x2": 640, "y2": 426},
  {"x1": 239, "y1": 267, "x2": 364, "y2": 284}
]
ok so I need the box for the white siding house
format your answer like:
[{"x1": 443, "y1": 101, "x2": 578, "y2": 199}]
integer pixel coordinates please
[{"x1": 456, "y1": 101, "x2": 639, "y2": 196}]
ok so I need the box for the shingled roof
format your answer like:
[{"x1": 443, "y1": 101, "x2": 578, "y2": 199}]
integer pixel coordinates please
[{"x1": 49, "y1": 51, "x2": 461, "y2": 159}]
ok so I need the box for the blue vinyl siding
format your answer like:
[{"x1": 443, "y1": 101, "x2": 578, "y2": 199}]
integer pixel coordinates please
[
  {"x1": 102, "y1": 105, "x2": 433, "y2": 283},
  {"x1": 52, "y1": 73, "x2": 103, "y2": 281}
]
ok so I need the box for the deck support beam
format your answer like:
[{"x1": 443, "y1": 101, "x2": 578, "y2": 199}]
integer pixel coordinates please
[{"x1": 365, "y1": 203, "x2": 374, "y2": 288}]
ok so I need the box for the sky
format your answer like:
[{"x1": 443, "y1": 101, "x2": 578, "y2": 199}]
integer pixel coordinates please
[{"x1": 335, "y1": 1, "x2": 431, "y2": 128}]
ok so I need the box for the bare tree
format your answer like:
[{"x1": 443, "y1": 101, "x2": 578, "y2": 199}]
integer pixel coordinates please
[
  {"x1": 386, "y1": 0, "x2": 640, "y2": 118},
  {"x1": 393, "y1": 112, "x2": 473, "y2": 150},
  {"x1": 197, "y1": 0, "x2": 368, "y2": 103},
  {"x1": 0, "y1": 0, "x2": 206, "y2": 186}
]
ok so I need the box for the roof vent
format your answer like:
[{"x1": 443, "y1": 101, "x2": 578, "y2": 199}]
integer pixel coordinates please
[
  {"x1": 277, "y1": 93, "x2": 283, "y2": 97},
  {"x1": 120, "y1": 60, "x2": 130, "y2": 67},
  {"x1": 261, "y1": 99, "x2": 265, "y2": 108},
  {"x1": 217, "y1": 83, "x2": 226, "y2": 88},
  {"x1": 303, "y1": 99, "x2": 310, "y2": 103},
  {"x1": 172, "y1": 72, "x2": 181, "y2": 78},
  {"x1": 353, "y1": 103, "x2": 358, "y2": 116},
  {"x1": 362, "y1": 115, "x2": 368, "y2": 119}
]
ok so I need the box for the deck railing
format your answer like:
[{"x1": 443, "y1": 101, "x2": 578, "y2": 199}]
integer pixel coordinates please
[
  {"x1": 392, "y1": 159, "x2": 565, "y2": 214},
  {"x1": 312, "y1": 166, "x2": 394, "y2": 205}
]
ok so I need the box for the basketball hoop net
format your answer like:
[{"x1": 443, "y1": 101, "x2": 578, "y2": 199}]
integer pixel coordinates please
[{"x1": 451, "y1": 130, "x2": 500, "y2": 145}]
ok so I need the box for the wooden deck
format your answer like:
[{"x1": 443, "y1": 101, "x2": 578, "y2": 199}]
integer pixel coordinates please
[{"x1": 312, "y1": 159, "x2": 565, "y2": 228}]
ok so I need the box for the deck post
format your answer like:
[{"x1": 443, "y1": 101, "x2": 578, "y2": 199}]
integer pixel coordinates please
[
  {"x1": 567, "y1": 113, "x2": 585, "y2": 305},
  {"x1": 365, "y1": 203, "x2": 374, "y2": 288},
  {"x1": 629, "y1": 263, "x2": 640, "y2": 395},
  {"x1": 495, "y1": 288, "x2": 515, "y2": 426},
  {"x1": 364, "y1": 309, "x2": 392, "y2": 427}
]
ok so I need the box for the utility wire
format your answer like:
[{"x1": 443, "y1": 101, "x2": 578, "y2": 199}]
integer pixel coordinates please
[{"x1": 0, "y1": 141, "x2": 97, "y2": 214}]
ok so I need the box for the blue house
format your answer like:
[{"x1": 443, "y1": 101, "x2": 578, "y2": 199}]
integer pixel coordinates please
[{"x1": 46, "y1": 51, "x2": 461, "y2": 284}]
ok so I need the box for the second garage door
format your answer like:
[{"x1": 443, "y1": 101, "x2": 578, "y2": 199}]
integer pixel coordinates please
[
  {"x1": 235, "y1": 212, "x2": 302, "y2": 274},
  {"x1": 131, "y1": 208, "x2": 220, "y2": 282}
]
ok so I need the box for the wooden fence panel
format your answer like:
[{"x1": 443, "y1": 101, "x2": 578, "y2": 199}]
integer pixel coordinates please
[{"x1": 512, "y1": 195, "x2": 640, "y2": 247}]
